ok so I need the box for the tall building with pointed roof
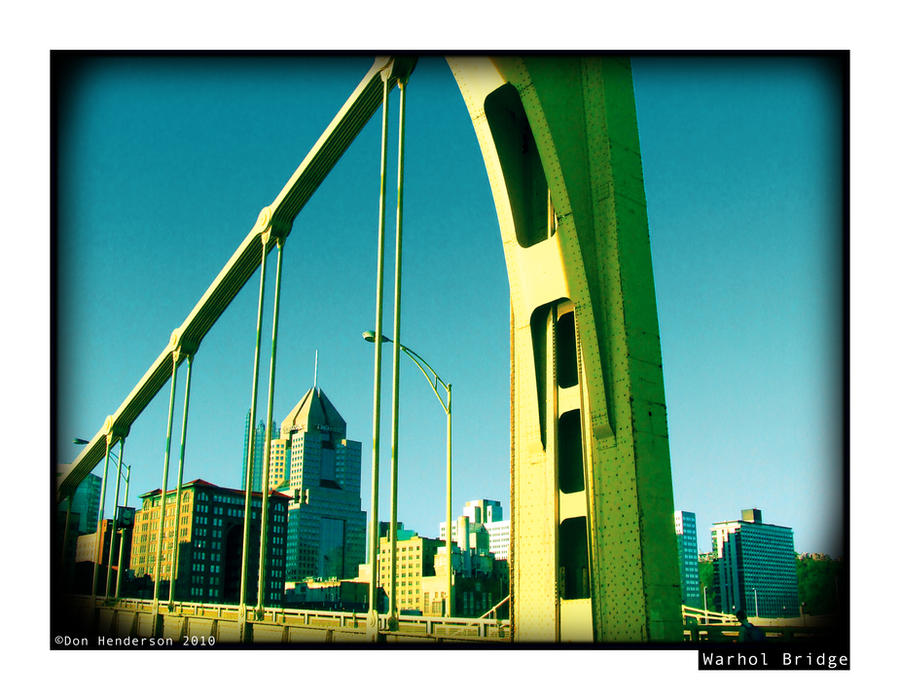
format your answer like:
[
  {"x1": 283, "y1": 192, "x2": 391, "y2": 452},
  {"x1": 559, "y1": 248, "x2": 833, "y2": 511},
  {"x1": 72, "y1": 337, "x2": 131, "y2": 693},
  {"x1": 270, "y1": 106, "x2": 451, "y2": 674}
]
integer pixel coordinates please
[{"x1": 278, "y1": 385, "x2": 366, "y2": 582}]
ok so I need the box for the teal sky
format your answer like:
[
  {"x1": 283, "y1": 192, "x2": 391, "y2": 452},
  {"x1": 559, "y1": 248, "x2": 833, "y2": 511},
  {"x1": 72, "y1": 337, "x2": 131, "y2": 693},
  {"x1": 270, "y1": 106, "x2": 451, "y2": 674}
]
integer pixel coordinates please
[{"x1": 54, "y1": 54, "x2": 844, "y2": 557}]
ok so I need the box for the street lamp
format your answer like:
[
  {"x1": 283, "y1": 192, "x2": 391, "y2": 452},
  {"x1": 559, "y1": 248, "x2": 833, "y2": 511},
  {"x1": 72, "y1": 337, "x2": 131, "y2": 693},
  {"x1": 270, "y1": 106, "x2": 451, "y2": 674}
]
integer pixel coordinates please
[
  {"x1": 702, "y1": 585, "x2": 708, "y2": 625},
  {"x1": 363, "y1": 330, "x2": 454, "y2": 618}
]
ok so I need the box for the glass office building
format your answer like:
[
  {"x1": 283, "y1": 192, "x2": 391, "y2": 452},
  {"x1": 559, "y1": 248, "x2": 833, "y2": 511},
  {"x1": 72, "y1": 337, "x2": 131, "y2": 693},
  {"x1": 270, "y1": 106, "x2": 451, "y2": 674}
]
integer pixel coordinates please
[
  {"x1": 711, "y1": 508, "x2": 799, "y2": 617},
  {"x1": 675, "y1": 510, "x2": 702, "y2": 608}
]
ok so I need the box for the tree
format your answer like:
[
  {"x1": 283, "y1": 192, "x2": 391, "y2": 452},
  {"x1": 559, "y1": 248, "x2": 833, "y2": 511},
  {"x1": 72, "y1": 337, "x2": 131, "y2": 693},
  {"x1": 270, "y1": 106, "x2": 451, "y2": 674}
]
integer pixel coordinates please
[
  {"x1": 698, "y1": 560, "x2": 717, "y2": 611},
  {"x1": 796, "y1": 554, "x2": 844, "y2": 616}
]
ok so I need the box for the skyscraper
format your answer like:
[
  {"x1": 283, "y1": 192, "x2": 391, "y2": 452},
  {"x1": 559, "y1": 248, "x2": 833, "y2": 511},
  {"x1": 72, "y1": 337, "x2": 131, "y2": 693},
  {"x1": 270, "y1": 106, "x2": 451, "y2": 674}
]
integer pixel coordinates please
[
  {"x1": 711, "y1": 508, "x2": 799, "y2": 618},
  {"x1": 440, "y1": 498, "x2": 511, "y2": 561},
  {"x1": 278, "y1": 385, "x2": 366, "y2": 582},
  {"x1": 57, "y1": 470, "x2": 102, "y2": 535},
  {"x1": 674, "y1": 510, "x2": 702, "y2": 608},
  {"x1": 463, "y1": 499, "x2": 503, "y2": 524},
  {"x1": 241, "y1": 411, "x2": 267, "y2": 493},
  {"x1": 57, "y1": 469, "x2": 103, "y2": 590}
]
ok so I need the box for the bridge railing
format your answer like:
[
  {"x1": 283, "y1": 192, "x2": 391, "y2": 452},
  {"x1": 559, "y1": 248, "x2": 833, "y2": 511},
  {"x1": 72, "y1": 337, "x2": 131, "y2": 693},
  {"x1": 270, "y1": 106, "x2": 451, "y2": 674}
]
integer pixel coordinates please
[
  {"x1": 65, "y1": 595, "x2": 836, "y2": 644},
  {"x1": 68, "y1": 595, "x2": 509, "y2": 641},
  {"x1": 681, "y1": 605, "x2": 839, "y2": 643},
  {"x1": 682, "y1": 624, "x2": 831, "y2": 643},
  {"x1": 682, "y1": 605, "x2": 737, "y2": 625},
  {"x1": 392, "y1": 612, "x2": 509, "y2": 639}
]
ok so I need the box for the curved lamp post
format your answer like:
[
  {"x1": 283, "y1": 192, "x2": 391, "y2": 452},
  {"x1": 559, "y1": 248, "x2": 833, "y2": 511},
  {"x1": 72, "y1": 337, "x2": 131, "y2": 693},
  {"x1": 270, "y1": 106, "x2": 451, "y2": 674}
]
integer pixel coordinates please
[
  {"x1": 363, "y1": 330, "x2": 454, "y2": 617},
  {"x1": 702, "y1": 585, "x2": 708, "y2": 625}
]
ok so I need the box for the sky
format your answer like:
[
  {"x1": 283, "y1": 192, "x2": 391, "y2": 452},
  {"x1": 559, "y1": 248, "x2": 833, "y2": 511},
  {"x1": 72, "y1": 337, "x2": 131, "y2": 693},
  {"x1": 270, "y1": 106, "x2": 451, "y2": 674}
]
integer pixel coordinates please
[{"x1": 54, "y1": 53, "x2": 845, "y2": 558}]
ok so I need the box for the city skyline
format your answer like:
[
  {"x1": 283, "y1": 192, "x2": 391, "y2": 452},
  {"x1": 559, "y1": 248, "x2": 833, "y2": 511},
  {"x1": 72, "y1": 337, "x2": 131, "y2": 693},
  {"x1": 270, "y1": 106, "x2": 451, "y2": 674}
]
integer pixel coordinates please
[{"x1": 55, "y1": 54, "x2": 844, "y2": 558}]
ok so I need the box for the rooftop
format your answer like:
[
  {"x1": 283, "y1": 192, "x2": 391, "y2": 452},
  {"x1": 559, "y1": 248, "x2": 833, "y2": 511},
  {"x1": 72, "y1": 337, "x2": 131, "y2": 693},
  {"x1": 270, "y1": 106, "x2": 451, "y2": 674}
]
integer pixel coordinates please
[
  {"x1": 139, "y1": 478, "x2": 290, "y2": 501},
  {"x1": 280, "y1": 385, "x2": 346, "y2": 436}
]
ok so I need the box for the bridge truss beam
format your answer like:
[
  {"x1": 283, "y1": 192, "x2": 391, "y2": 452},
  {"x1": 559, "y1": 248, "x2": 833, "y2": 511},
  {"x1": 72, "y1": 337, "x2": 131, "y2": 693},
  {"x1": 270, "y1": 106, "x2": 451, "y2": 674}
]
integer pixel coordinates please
[{"x1": 57, "y1": 56, "x2": 416, "y2": 501}]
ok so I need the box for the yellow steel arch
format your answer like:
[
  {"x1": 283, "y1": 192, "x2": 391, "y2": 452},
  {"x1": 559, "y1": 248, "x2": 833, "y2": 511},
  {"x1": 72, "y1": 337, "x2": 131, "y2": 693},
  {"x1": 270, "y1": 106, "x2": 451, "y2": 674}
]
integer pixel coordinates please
[{"x1": 447, "y1": 56, "x2": 683, "y2": 642}]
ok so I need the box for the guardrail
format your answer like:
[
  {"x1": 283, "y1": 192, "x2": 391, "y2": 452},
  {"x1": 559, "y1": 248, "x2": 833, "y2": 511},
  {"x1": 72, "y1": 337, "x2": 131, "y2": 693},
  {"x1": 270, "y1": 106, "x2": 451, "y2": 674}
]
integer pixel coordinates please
[
  {"x1": 682, "y1": 624, "x2": 830, "y2": 643},
  {"x1": 393, "y1": 612, "x2": 510, "y2": 639},
  {"x1": 64, "y1": 595, "x2": 509, "y2": 642},
  {"x1": 682, "y1": 605, "x2": 738, "y2": 625},
  {"x1": 681, "y1": 605, "x2": 840, "y2": 643},
  {"x1": 62, "y1": 596, "x2": 834, "y2": 644}
]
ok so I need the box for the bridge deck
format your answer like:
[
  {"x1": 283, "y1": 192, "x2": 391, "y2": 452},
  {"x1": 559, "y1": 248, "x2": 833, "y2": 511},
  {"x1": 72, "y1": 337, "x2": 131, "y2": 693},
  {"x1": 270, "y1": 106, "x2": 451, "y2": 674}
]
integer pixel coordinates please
[
  {"x1": 63, "y1": 596, "x2": 511, "y2": 644},
  {"x1": 61, "y1": 596, "x2": 838, "y2": 646}
]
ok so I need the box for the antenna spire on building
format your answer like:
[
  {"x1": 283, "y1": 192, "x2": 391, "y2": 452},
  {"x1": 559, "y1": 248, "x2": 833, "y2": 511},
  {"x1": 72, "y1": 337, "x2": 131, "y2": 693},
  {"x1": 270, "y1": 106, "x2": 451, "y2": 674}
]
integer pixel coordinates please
[{"x1": 313, "y1": 349, "x2": 318, "y2": 389}]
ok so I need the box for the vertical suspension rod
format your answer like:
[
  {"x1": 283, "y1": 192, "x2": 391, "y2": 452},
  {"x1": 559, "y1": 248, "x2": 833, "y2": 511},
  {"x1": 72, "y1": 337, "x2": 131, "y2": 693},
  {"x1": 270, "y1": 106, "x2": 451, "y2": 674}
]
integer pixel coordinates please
[
  {"x1": 61, "y1": 496, "x2": 73, "y2": 569},
  {"x1": 256, "y1": 237, "x2": 285, "y2": 616},
  {"x1": 367, "y1": 74, "x2": 390, "y2": 626},
  {"x1": 445, "y1": 384, "x2": 453, "y2": 617},
  {"x1": 168, "y1": 353, "x2": 194, "y2": 606},
  {"x1": 152, "y1": 353, "x2": 180, "y2": 604},
  {"x1": 104, "y1": 438, "x2": 126, "y2": 599},
  {"x1": 387, "y1": 77, "x2": 407, "y2": 625},
  {"x1": 239, "y1": 236, "x2": 269, "y2": 622},
  {"x1": 115, "y1": 458, "x2": 132, "y2": 598},
  {"x1": 91, "y1": 438, "x2": 112, "y2": 598}
]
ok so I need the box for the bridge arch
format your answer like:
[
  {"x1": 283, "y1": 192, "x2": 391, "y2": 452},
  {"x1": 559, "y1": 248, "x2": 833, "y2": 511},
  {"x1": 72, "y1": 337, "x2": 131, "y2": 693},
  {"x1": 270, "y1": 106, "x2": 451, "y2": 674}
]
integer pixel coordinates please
[{"x1": 446, "y1": 56, "x2": 682, "y2": 642}]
